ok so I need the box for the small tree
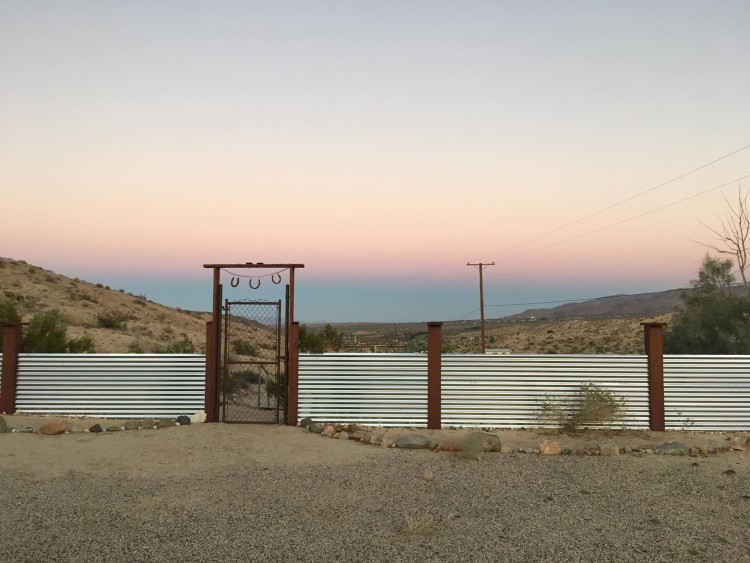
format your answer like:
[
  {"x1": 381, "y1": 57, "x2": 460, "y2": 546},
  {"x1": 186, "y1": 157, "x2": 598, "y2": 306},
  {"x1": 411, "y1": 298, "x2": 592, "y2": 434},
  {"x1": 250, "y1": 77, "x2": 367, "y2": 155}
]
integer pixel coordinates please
[
  {"x1": 696, "y1": 187, "x2": 750, "y2": 297},
  {"x1": 24, "y1": 311, "x2": 70, "y2": 352},
  {"x1": 299, "y1": 324, "x2": 344, "y2": 353},
  {"x1": 666, "y1": 255, "x2": 750, "y2": 354}
]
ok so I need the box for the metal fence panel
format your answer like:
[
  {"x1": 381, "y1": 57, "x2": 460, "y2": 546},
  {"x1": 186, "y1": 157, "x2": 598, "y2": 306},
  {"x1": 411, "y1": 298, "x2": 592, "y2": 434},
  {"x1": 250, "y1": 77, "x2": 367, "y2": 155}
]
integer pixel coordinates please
[
  {"x1": 16, "y1": 354, "x2": 206, "y2": 418},
  {"x1": 298, "y1": 353, "x2": 428, "y2": 426},
  {"x1": 442, "y1": 354, "x2": 649, "y2": 428},
  {"x1": 664, "y1": 355, "x2": 750, "y2": 431}
]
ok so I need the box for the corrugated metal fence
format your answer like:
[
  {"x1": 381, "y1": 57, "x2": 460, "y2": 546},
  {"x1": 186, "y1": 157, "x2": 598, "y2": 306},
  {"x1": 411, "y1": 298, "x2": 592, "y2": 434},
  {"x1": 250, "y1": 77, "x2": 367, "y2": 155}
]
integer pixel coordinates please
[
  {"x1": 442, "y1": 354, "x2": 649, "y2": 428},
  {"x1": 15, "y1": 354, "x2": 205, "y2": 418},
  {"x1": 298, "y1": 354, "x2": 427, "y2": 426},
  {"x1": 299, "y1": 353, "x2": 650, "y2": 428},
  {"x1": 664, "y1": 355, "x2": 750, "y2": 431}
]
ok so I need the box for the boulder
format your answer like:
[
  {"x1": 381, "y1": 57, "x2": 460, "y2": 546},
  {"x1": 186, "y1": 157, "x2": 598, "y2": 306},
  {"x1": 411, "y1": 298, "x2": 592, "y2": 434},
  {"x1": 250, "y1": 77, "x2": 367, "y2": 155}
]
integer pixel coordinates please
[
  {"x1": 539, "y1": 440, "x2": 562, "y2": 455},
  {"x1": 598, "y1": 445, "x2": 620, "y2": 457},
  {"x1": 466, "y1": 432, "x2": 503, "y2": 452},
  {"x1": 299, "y1": 417, "x2": 314, "y2": 428},
  {"x1": 334, "y1": 431, "x2": 349, "y2": 440},
  {"x1": 39, "y1": 420, "x2": 67, "y2": 435},
  {"x1": 308, "y1": 423, "x2": 325, "y2": 434},
  {"x1": 124, "y1": 421, "x2": 140, "y2": 431},
  {"x1": 176, "y1": 415, "x2": 191, "y2": 426},
  {"x1": 657, "y1": 441, "x2": 689, "y2": 456},
  {"x1": 395, "y1": 434, "x2": 432, "y2": 449},
  {"x1": 89, "y1": 424, "x2": 103, "y2": 433},
  {"x1": 190, "y1": 411, "x2": 207, "y2": 424},
  {"x1": 156, "y1": 419, "x2": 176, "y2": 428},
  {"x1": 321, "y1": 425, "x2": 335, "y2": 438},
  {"x1": 0, "y1": 416, "x2": 7, "y2": 433},
  {"x1": 729, "y1": 435, "x2": 748, "y2": 451},
  {"x1": 106, "y1": 426, "x2": 122, "y2": 432}
]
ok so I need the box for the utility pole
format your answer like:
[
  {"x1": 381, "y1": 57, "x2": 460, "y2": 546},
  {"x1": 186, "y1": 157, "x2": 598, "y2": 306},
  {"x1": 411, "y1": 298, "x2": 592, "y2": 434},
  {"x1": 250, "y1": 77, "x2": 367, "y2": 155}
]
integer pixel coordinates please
[{"x1": 466, "y1": 262, "x2": 494, "y2": 353}]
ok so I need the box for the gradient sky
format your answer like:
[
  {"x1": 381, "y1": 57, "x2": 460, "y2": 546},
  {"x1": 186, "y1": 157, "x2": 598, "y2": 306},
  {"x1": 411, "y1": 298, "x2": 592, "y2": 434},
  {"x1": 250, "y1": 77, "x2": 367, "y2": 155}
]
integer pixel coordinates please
[{"x1": 2, "y1": 1, "x2": 749, "y2": 322}]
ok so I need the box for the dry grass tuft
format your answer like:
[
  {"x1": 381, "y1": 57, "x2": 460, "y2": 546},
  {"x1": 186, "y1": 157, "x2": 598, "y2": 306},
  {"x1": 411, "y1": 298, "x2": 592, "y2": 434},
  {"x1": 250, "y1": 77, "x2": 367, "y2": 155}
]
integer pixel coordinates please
[{"x1": 400, "y1": 510, "x2": 433, "y2": 537}]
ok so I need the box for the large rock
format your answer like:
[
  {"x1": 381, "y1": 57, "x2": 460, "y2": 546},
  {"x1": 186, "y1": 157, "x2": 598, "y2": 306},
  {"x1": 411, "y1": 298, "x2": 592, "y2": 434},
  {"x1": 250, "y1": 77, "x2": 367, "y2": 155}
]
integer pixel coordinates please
[
  {"x1": 539, "y1": 440, "x2": 562, "y2": 455},
  {"x1": 190, "y1": 411, "x2": 207, "y2": 424},
  {"x1": 320, "y1": 425, "x2": 336, "y2": 438},
  {"x1": 124, "y1": 421, "x2": 140, "y2": 431},
  {"x1": 156, "y1": 419, "x2": 176, "y2": 428},
  {"x1": 658, "y1": 441, "x2": 689, "y2": 456},
  {"x1": 0, "y1": 416, "x2": 8, "y2": 433},
  {"x1": 176, "y1": 415, "x2": 191, "y2": 426},
  {"x1": 308, "y1": 423, "x2": 325, "y2": 434},
  {"x1": 598, "y1": 445, "x2": 620, "y2": 456},
  {"x1": 89, "y1": 424, "x2": 103, "y2": 433},
  {"x1": 39, "y1": 420, "x2": 67, "y2": 435},
  {"x1": 466, "y1": 432, "x2": 503, "y2": 452},
  {"x1": 299, "y1": 417, "x2": 314, "y2": 428},
  {"x1": 729, "y1": 435, "x2": 749, "y2": 451},
  {"x1": 395, "y1": 434, "x2": 432, "y2": 449}
]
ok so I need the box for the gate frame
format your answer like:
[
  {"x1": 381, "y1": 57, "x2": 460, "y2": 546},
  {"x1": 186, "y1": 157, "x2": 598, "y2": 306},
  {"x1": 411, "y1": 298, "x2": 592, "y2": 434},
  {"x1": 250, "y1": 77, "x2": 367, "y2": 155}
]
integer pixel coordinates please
[{"x1": 203, "y1": 262, "x2": 304, "y2": 424}]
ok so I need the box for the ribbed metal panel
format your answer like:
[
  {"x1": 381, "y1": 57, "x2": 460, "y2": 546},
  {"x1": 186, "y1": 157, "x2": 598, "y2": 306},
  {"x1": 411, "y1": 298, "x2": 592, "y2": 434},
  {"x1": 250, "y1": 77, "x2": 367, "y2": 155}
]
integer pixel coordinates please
[
  {"x1": 664, "y1": 355, "x2": 750, "y2": 431},
  {"x1": 442, "y1": 354, "x2": 649, "y2": 428},
  {"x1": 298, "y1": 353, "x2": 428, "y2": 426},
  {"x1": 16, "y1": 354, "x2": 206, "y2": 418}
]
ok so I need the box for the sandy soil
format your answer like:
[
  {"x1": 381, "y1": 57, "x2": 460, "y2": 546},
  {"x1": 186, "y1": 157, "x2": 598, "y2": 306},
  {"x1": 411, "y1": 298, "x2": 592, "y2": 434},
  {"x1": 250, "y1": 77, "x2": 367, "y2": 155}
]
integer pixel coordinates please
[{"x1": 1, "y1": 416, "x2": 748, "y2": 562}]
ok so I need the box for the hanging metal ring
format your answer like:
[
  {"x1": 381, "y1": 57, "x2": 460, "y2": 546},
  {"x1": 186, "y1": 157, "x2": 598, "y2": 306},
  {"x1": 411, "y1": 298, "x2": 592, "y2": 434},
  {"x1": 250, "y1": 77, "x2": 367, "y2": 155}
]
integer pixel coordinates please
[
  {"x1": 249, "y1": 278, "x2": 261, "y2": 289},
  {"x1": 230, "y1": 277, "x2": 240, "y2": 287},
  {"x1": 271, "y1": 273, "x2": 282, "y2": 285}
]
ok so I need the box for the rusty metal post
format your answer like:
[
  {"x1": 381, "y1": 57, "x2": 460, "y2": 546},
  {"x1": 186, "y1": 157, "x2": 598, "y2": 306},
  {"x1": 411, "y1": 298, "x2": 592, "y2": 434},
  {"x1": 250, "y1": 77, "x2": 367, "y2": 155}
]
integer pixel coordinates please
[
  {"x1": 286, "y1": 322, "x2": 300, "y2": 426},
  {"x1": 204, "y1": 321, "x2": 217, "y2": 422},
  {"x1": 1, "y1": 323, "x2": 22, "y2": 415},
  {"x1": 642, "y1": 322, "x2": 667, "y2": 432},
  {"x1": 427, "y1": 322, "x2": 443, "y2": 430}
]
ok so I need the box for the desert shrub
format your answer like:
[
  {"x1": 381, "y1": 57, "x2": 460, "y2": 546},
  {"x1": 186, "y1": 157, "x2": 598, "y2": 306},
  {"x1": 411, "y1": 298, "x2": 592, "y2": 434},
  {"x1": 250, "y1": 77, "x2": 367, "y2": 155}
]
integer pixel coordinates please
[
  {"x1": 537, "y1": 382, "x2": 625, "y2": 434},
  {"x1": 404, "y1": 333, "x2": 453, "y2": 353},
  {"x1": 400, "y1": 510, "x2": 433, "y2": 537},
  {"x1": 128, "y1": 340, "x2": 145, "y2": 353},
  {"x1": 24, "y1": 310, "x2": 69, "y2": 352},
  {"x1": 462, "y1": 432, "x2": 487, "y2": 461},
  {"x1": 0, "y1": 297, "x2": 21, "y2": 347},
  {"x1": 162, "y1": 335, "x2": 196, "y2": 353},
  {"x1": 265, "y1": 372, "x2": 286, "y2": 400},
  {"x1": 96, "y1": 311, "x2": 129, "y2": 329},
  {"x1": 232, "y1": 339, "x2": 257, "y2": 356},
  {"x1": 67, "y1": 334, "x2": 96, "y2": 353},
  {"x1": 299, "y1": 323, "x2": 345, "y2": 353}
]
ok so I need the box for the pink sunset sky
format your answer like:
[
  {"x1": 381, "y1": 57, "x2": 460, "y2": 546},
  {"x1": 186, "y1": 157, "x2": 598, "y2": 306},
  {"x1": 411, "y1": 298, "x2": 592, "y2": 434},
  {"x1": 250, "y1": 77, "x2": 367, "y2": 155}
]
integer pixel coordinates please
[{"x1": 1, "y1": 1, "x2": 749, "y2": 321}]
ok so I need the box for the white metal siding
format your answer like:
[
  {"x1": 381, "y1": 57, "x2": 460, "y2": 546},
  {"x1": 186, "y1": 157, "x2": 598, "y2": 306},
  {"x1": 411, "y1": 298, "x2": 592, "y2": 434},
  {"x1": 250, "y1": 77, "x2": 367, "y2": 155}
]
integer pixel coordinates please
[
  {"x1": 664, "y1": 355, "x2": 750, "y2": 431},
  {"x1": 298, "y1": 353, "x2": 428, "y2": 426},
  {"x1": 442, "y1": 354, "x2": 650, "y2": 428},
  {"x1": 15, "y1": 354, "x2": 205, "y2": 418}
]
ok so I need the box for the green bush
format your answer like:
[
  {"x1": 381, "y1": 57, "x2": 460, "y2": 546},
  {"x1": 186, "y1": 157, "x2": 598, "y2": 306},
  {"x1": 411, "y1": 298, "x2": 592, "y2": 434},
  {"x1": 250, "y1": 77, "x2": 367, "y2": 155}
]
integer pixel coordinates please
[
  {"x1": 0, "y1": 297, "x2": 21, "y2": 347},
  {"x1": 232, "y1": 339, "x2": 257, "y2": 356},
  {"x1": 537, "y1": 383, "x2": 625, "y2": 434},
  {"x1": 161, "y1": 335, "x2": 196, "y2": 353},
  {"x1": 67, "y1": 334, "x2": 96, "y2": 353},
  {"x1": 96, "y1": 311, "x2": 129, "y2": 329},
  {"x1": 24, "y1": 311, "x2": 69, "y2": 352}
]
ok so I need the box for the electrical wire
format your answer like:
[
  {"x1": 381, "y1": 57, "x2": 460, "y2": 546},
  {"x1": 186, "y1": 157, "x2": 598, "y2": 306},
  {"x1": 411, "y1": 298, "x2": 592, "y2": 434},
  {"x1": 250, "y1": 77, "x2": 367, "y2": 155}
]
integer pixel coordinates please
[{"x1": 481, "y1": 143, "x2": 750, "y2": 262}]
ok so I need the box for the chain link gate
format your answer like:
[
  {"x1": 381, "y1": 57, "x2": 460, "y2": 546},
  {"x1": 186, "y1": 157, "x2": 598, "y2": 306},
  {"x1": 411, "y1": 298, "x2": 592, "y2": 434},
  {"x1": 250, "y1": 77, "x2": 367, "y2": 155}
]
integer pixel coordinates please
[{"x1": 221, "y1": 299, "x2": 286, "y2": 423}]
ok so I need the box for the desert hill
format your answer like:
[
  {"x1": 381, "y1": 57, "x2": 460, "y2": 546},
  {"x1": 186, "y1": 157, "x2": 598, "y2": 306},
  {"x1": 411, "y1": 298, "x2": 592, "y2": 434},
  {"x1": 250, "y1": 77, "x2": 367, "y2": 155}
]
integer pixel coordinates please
[
  {"x1": 0, "y1": 257, "x2": 209, "y2": 353},
  {"x1": 1, "y1": 257, "x2": 674, "y2": 354}
]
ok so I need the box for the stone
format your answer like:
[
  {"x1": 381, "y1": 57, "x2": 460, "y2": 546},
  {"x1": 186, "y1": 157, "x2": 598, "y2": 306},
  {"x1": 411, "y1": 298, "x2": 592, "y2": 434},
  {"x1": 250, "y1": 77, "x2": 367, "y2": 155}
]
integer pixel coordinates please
[
  {"x1": 623, "y1": 446, "x2": 633, "y2": 453},
  {"x1": 39, "y1": 420, "x2": 67, "y2": 435},
  {"x1": 176, "y1": 415, "x2": 191, "y2": 426},
  {"x1": 89, "y1": 424, "x2": 103, "y2": 433},
  {"x1": 599, "y1": 446, "x2": 620, "y2": 457},
  {"x1": 124, "y1": 421, "x2": 140, "y2": 431},
  {"x1": 500, "y1": 446, "x2": 512, "y2": 454},
  {"x1": 657, "y1": 441, "x2": 689, "y2": 456},
  {"x1": 190, "y1": 410, "x2": 206, "y2": 424},
  {"x1": 396, "y1": 434, "x2": 431, "y2": 449},
  {"x1": 466, "y1": 432, "x2": 503, "y2": 452},
  {"x1": 320, "y1": 425, "x2": 335, "y2": 438},
  {"x1": 156, "y1": 419, "x2": 176, "y2": 428},
  {"x1": 689, "y1": 448, "x2": 700, "y2": 457},
  {"x1": 308, "y1": 423, "x2": 325, "y2": 434},
  {"x1": 0, "y1": 416, "x2": 8, "y2": 433},
  {"x1": 539, "y1": 440, "x2": 562, "y2": 455},
  {"x1": 299, "y1": 417, "x2": 314, "y2": 428},
  {"x1": 335, "y1": 431, "x2": 349, "y2": 440},
  {"x1": 380, "y1": 432, "x2": 395, "y2": 448},
  {"x1": 367, "y1": 430, "x2": 386, "y2": 446},
  {"x1": 142, "y1": 419, "x2": 158, "y2": 428},
  {"x1": 106, "y1": 426, "x2": 122, "y2": 432},
  {"x1": 21, "y1": 426, "x2": 34, "y2": 433},
  {"x1": 424, "y1": 470, "x2": 434, "y2": 481}
]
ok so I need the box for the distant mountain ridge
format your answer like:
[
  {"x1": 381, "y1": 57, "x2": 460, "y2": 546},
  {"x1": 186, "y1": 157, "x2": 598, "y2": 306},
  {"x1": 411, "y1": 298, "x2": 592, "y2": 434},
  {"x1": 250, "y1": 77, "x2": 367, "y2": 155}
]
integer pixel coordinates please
[{"x1": 507, "y1": 288, "x2": 689, "y2": 320}]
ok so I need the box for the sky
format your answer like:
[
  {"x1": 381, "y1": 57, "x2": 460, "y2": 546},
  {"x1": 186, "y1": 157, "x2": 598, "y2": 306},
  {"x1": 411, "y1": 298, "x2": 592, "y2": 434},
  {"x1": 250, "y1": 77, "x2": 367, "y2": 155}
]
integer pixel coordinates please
[{"x1": 1, "y1": 1, "x2": 749, "y2": 322}]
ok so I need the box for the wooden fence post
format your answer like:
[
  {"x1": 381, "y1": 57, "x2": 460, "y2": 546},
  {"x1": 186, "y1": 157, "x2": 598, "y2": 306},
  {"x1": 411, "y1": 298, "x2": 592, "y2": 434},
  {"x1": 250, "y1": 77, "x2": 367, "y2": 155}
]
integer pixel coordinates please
[
  {"x1": 1, "y1": 323, "x2": 23, "y2": 415},
  {"x1": 204, "y1": 321, "x2": 218, "y2": 422},
  {"x1": 287, "y1": 322, "x2": 300, "y2": 426},
  {"x1": 642, "y1": 322, "x2": 667, "y2": 432},
  {"x1": 427, "y1": 322, "x2": 442, "y2": 430}
]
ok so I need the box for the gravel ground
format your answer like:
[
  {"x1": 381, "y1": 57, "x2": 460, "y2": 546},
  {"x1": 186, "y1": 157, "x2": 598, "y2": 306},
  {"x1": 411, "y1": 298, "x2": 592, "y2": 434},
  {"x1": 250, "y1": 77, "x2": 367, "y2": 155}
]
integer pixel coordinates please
[{"x1": 1, "y1": 423, "x2": 749, "y2": 562}]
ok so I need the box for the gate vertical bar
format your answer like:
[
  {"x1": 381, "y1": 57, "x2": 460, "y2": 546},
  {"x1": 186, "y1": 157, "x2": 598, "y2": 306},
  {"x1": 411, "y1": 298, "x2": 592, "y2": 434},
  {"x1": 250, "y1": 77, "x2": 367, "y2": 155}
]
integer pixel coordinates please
[
  {"x1": 287, "y1": 321, "x2": 300, "y2": 426},
  {"x1": 427, "y1": 322, "x2": 442, "y2": 429},
  {"x1": 0, "y1": 323, "x2": 22, "y2": 415},
  {"x1": 642, "y1": 322, "x2": 666, "y2": 432},
  {"x1": 276, "y1": 299, "x2": 282, "y2": 423}
]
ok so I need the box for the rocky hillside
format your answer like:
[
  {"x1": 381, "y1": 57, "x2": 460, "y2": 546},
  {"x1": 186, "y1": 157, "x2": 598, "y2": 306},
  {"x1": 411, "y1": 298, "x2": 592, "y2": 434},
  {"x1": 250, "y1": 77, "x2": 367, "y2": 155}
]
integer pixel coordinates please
[{"x1": 0, "y1": 257, "x2": 208, "y2": 353}]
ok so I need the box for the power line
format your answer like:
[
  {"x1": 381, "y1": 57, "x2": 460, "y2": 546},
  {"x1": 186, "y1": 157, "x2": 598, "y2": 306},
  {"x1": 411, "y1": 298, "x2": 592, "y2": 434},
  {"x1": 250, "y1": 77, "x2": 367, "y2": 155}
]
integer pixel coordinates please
[
  {"x1": 496, "y1": 173, "x2": 750, "y2": 263},
  {"x1": 481, "y1": 143, "x2": 750, "y2": 262}
]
